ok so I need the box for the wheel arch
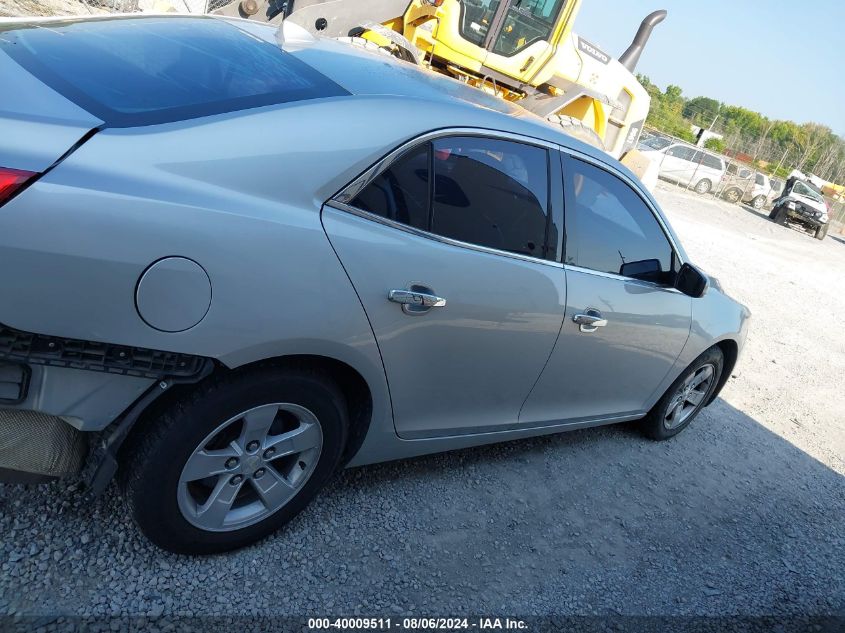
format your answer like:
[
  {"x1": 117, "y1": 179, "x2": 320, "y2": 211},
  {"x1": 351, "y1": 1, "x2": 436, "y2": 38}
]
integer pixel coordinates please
[
  {"x1": 236, "y1": 354, "x2": 374, "y2": 466},
  {"x1": 707, "y1": 338, "x2": 738, "y2": 405},
  {"x1": 121, "y1": 352, "x2": 378, "y2": 470}
]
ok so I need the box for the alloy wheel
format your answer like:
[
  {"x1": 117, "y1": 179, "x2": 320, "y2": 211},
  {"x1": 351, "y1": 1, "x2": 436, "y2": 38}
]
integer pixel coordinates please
[
  {"x1": 663, "y1": 364, "x2": 716, "y2": 430},
  {"x1": 177, "y1": 403, "x2": 323, "y2": 532}
]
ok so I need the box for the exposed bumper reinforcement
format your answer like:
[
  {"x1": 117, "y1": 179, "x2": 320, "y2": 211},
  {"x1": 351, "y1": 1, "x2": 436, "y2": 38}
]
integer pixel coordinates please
[{"x1": 0, "y1": 323, "x2": 206, "y2": 380}]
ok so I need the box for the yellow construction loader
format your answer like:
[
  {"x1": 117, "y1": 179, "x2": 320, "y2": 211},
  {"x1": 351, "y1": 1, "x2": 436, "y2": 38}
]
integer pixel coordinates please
[{"x1": 214, "y1": 0, "x2": 666, "y2": 160}]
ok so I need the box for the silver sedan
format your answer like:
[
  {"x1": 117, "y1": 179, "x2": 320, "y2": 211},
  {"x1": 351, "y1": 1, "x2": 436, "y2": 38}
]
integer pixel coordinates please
[{"x1": 0, "y1": 14, "x2": 749, "y2": 553}]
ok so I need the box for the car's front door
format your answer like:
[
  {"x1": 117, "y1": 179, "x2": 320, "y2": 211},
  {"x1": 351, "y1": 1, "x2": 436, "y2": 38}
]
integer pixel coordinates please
[
  {"x1": 323, "y1": 133, "x2": 566, "y2": 438},
  {"x1": 520, "y1": 153, "x2": 692, "y2": 425}
]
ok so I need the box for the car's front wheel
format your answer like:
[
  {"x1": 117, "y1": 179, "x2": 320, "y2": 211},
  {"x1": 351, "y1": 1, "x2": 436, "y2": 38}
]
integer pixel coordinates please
[
  {"x1": 815, "y1": 224, "x2": 828, "y2": 240},
  {"x1": 639, "y1": 347, "x2": 723, "y2": 440},
  {"x1": 121, "y1": 365, "x2": 348, "y2": 554},
  {"x1": 752, "y1": 195, "x2": 766, "y2": 210}
]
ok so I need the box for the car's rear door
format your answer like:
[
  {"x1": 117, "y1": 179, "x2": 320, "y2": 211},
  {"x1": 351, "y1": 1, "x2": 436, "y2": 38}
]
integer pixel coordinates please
[
  {"x1": 520, "y1": 151, "x2": 691, "y2": 425},
  {"x1": 322, "y1": 131, "x2": 566, "y2": 438}
]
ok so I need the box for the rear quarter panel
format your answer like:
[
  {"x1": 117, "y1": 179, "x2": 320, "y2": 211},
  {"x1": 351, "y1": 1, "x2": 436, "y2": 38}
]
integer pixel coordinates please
[
  {"x1": 0, "y1": 98, "x2": 406, "y2": 440},
  {"x1": 0, "y1": 52, "x2": 102, "y2": 172}
]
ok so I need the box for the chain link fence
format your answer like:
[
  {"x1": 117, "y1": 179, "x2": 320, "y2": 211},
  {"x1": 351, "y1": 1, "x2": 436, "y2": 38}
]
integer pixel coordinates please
[
  {"x1": 641, "y1": 126, "x2": 845, "y2": 237},
  {"x1": 61, "y1": 0, "x2": 214, "y2": 15}
]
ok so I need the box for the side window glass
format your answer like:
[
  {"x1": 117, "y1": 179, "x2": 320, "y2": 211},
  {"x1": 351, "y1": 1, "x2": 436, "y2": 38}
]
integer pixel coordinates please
[
  {"x1": 566, "y1": 158, "x2": 674, "y2": 283},
  {"x1": 430, "y1": 136, "x2": 550, "y2": 258},
  {"x1": 669, "y1": 146, "x2": 696, "y2": 162},
  {"x1": 350, "y1": 144, "x2": 430, "y2": 230}
]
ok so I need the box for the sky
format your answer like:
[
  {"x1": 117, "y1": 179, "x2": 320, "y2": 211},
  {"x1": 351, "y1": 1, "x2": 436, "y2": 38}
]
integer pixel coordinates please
[{"x1": 574, "y1": 0, "x2": 845, "y2": 135}]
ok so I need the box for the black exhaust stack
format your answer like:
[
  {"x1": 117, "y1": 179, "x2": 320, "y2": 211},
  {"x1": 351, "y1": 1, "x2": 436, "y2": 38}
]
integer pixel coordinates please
[{"x1": 618, "y1": 10, "x2": 667, "y2": 72}]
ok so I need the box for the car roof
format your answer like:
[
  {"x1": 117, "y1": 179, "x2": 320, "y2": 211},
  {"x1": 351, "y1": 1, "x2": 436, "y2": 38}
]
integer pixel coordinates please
[
  {"x1": 0, "y1": 14, "x2": 612, "y2": 163},
  {"x1": 1, "y1": 14, "x2": 670, "y2": 226},
  {"x1": 224, "y1": 17, "x2": 617, "y2": 160}
]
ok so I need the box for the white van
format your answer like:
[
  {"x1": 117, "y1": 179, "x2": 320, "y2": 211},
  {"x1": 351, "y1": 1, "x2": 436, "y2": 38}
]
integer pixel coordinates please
[{"x1": 638, "y1": 137, "x2": 727, "y2": 194}]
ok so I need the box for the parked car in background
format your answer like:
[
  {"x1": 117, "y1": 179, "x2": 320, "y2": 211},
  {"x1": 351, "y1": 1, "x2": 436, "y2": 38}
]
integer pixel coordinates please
[
  {"x1": 638, "y1": 138, "x2": 726, "y2": 194},
  {"x1": 718, "y1": 166, "x2": 781, "y2": 210},
  {"x1": 718, "y1": 163, "x2": 756, "y2": 204},
  {"x1": 769, "y1": 178, "x2": 830, "y2": 240},
  {"x1": 0, "y1": 14, "x2": 750, "y2": 554},
  {"x1": 745, "y1": 173, "x2": 782, "y2": 209}
]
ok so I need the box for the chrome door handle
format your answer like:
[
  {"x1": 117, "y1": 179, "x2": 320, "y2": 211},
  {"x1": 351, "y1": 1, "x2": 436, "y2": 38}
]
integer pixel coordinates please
[
  {"x1": 573, "y1": 309, "x2": 607, "y2": 333},
  {"x1": 389, "y1": 287, "x2": 446, "y2": 315}
]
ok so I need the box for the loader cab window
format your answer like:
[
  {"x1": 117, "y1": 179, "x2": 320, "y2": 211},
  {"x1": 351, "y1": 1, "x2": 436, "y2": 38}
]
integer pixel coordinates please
[
  {"x1": 491, "y1": 0, "x2": 567, "y2": 57},
  {"x1": 459, "y1": 0, "x2": 502, "y2": 47}
]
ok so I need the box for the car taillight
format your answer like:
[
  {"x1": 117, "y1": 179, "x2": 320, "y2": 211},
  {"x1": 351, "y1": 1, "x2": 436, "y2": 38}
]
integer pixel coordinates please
[{"x1": 0, "y1": 167, "x2": 37, "y2": 206}]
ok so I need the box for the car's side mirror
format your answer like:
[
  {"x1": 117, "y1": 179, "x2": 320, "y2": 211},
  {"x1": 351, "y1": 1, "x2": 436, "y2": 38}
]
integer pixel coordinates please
[
  {"x1": 620, "y1": 258, "x2": 662, "y2": 283},
  {"x1": 675, "y1": 262, "x2": 709, "y2": 298}
]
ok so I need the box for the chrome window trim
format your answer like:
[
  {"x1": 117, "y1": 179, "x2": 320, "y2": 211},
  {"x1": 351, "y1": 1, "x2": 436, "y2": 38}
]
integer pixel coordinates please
[
  {"x1": 333, "y1": 126, "x2": 561, "y2": 203},
  {"x1": 330, "y1": 126, "x2": 564, "y2": 269},
  {"x1": 326, "y1": 200, "x2": 564, "y2": 270},
  {"x1": 557, "y1": 145, "x2": 687, "y2": 267},
  {"x1": 563, "y1": 264, "x2": 683, "y2": 295}
]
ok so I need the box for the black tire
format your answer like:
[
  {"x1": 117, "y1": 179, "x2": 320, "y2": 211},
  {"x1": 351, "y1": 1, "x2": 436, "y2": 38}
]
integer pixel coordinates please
[
  {"x1": 752, "y1": 195, "x2": 766, "y2": 210},
  {"x1": 639, "y1": 347, "x2": 724, "y2": 441},
  {"x1": 774, "y1": 207, "x2": 788, "y2": 225},
  {"x1": 546, "y1": 114, "x2": 604, "y2": 150},
  {"x1": 120, "y1": 365, "x2": 348, "y2": 554},
  {"x1": 815, "y1": 224, "x2": 828, "y2": 240},
  {"x1": 693, "y1": 179, "x2": 712, "y2": 194}
]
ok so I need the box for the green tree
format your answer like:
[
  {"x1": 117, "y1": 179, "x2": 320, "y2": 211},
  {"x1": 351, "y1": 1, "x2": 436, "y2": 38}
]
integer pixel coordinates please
[
  {"x1": 704, "y1": 137, "x2": 726, "y2": 153},
  {"x1": 636, "y1": 77, "x2": 845, "y2": 183},
  {"x1": 683, "y1": 97, "x2": 720, "y2": 127}
]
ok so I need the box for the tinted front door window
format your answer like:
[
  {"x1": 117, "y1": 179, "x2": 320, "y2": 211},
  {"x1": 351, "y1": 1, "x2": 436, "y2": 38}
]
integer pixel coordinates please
[{"x1": 566, "y1": 158, "x2": 673, "y2": 282}]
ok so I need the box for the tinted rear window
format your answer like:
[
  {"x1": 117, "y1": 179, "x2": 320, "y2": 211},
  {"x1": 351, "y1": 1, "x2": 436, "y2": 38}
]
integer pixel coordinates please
[{"x1": 0, "y1": 16, "x2": 348, "y2": 127}]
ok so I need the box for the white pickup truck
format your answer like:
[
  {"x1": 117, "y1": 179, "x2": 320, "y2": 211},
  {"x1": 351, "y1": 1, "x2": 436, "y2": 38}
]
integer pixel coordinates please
[{"x1": 769, "y1": 178, "x2": 830, "y2": 240}]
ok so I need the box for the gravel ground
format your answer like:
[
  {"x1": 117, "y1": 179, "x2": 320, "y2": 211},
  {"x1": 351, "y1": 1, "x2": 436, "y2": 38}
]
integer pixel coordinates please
[
  {"x1": 0, "y1": 0, "x2": 102, "y2": 18},
  {"x1": 0, "y1": 184, "x2": 843, "y2": 620}
]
